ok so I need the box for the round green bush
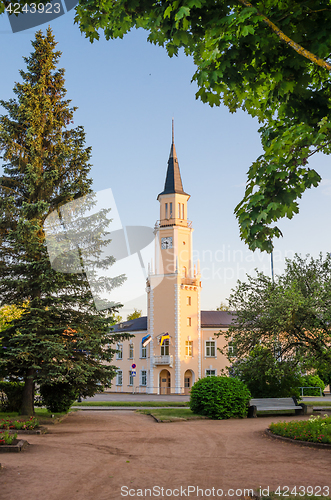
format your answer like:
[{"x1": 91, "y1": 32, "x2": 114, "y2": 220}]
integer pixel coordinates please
[
  {"x1": 40, "y1": 382, "x2": 79, "y2": 413},
  {"x1": 300, "y1": 374, "x2": 325, "y2": 396},
  {"x1": 189, "y1": 376, "x2": 251, "y2": 420}
]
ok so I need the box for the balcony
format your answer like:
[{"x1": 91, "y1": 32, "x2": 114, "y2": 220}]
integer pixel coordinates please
[
  {"x1": 153, "y1": 355, "x2": 173, "y2": 367},
  {"x1": 154, "y1": 219, "x2": 192, "y2": 229},
  {"x1": 181, "y1": 277, "x2": 200, "y2": 286}
]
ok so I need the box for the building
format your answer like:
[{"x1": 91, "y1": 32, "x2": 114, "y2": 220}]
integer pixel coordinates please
[{"x1": 111, "y1": 124, "x2": 234, "y2": 394}]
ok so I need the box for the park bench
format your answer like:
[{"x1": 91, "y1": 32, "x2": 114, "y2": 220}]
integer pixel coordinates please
[{"x1": 247, "y1": 397, "x2": 308, "y2": 418}]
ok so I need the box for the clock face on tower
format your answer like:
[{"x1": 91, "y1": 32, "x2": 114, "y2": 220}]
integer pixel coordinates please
[{"x1": 161, "y1": 237, "x2": 173, "y2": 249}]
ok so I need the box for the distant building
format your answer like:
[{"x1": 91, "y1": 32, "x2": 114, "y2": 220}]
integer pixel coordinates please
[{"x1": 111, "y1": 124, "x2": 234, "y2": 394}]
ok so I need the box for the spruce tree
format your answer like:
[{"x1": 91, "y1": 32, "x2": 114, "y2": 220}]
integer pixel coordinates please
[{"x1": 0, "y1": 28, "x2": 128, "y2": 416}]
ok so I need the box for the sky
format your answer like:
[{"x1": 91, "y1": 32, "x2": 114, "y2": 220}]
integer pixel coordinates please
[{"x1": 0, "y1": 8, "x2": 331, "y2": 318}]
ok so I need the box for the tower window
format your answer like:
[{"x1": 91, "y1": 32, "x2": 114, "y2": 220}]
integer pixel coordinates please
[
  {"x1": 170, "y1": 202, "x2": 173, "y2": 218},
  {"x1": 165, "y1": 203, "x2": 168, "y2": 219},
  {"x1": 187, "y1": 296, "x2": 191, "y2": 305},
  {"x1": 185, "y1": 340, "x2": 193, "y2": 357},
  {"x1": 182, "y1": 204, "x2": 184, "y2": 219},
  {"x1": 187, "y1": 317, "x2": 191, "y2": 326},
  {"x1": 178, "y1": 203, "x2": 181, "y2": 218}
]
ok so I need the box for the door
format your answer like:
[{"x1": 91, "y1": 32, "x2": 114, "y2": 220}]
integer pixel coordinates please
[
  {"x1": 184, "y1": 370, "x2": 192, "y2": 395},
  {"x1": 159, "y1": 369, "x2": 171, "y2": 395}
]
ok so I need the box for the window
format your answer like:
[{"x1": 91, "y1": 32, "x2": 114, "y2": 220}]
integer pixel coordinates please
[
  {"x1": 182, "y1": 204, "x2": 184, "y2": 219},
  {"x1": 178, "y1": 202, "x2": 181, "y2": 218},
  {"x1": 228, "y1": 338, "x2": 237, "y2": 358},
  {"x1": 182, "y1": 266, "x2": 187, "y2": 278},
  {"x1": 185, "y1": 340, "x2": 193, "y2": 357},
  {"x1": 161, "y1": 339, "x2": 169, "y2": 356},
  {"x1": 206, "y1": 369, "x2": 216, "y2": 377},
  {"x1": 140, "y1": 370, "x2": 147, "y2": 386},
  {"x1": 129, "y1": 370, "x2": 134, "y2": 386},
  {"x1": 129, "y1": 343, "x2": 134, "y2": 359},
  {"x1": 187, "y1": 317, "x2": 191, "y2": 326},
  {"x1": 205, "y1": 340, "x2": 215, "y2": 357},
  {"x1": 165, "y1": 203, "x2": 168, "y2": 219},
  {"x1": 116, "y1": 370, "x2": 122, "y2": 386},
  {"x1": 116, "y1": 343, "x2": 123, "y2": 360},
  {"x1": 184, "y1": 377, "x2": 190, "y2": 388},
  {"x1": 141, "y1": 344, "x2": 147, "y2": 358},
  {"x1": 169, "y1": 202, "x2": 173, "y2": 218},
  {"x1": 187, "y1": 296, "x2": 191, "y2": 306}
]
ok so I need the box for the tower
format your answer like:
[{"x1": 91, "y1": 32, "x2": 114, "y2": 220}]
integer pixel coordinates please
[{"x1": 147, "y1": 121, "x2": 202, "y2": 394}]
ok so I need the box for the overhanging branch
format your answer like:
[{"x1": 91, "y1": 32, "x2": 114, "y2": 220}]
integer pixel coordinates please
[{"x1": 237, "y1": 0, "x2": 331, "y2": 71}]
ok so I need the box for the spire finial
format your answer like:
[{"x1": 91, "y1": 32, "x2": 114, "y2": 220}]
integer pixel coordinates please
[{"x1": 172, "y1": 118, "x2": 174, "y2": 144}]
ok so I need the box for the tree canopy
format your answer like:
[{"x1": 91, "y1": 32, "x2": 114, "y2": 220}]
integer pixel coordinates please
[
  {"x1": 68, "y1": 0, "x2": 331, "y2": 252},
  {"x1": 127, "y1": 308, "x2": 142, "y2": 320},
  {"x1": 0, "y1": 28, "x2": 129, "y2": 415},
  {"x1": 219, "y1": 253, "x2": 331, "y2": 364}
]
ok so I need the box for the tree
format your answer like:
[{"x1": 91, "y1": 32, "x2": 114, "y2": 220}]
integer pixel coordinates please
[
  {"x1": 229, "y1": 346, "x2": 303, "y2": 398},
  {"x1": 0, "y1": 28, "x2": 129, "y2": 415},
  {"x1": 218, "y1": 253, "x2": 331, "y2": 364},
  {"x1": 127, "y1": 308, "x2": 142, "y2": 320},
  {"x1": 70, "y1": 0, "x2": 331, "y2": 252},
  {"x1": 216, "y1": 302, "x2": 229, "y2": 311}
]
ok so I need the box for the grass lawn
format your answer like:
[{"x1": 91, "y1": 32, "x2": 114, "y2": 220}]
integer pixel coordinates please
[
  {"x1": 73, "y1": 401, "x2": 189, "y2": 407},
  {"x1": 137, "y1": 407, "x2": 207, "y2": 421},
  {"x1": 0, "y1": 408, "x2": 69, "y2": 424},
  {"x1": 303, "y1": 400, "x2": 331, "y2": 406}
]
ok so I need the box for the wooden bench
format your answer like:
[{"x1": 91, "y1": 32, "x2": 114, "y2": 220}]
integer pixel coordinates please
[{"x1": 247, "y1": 397, "x2": 308, "y2": 418}]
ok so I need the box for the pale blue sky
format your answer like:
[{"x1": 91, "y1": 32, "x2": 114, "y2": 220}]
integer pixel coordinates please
[{"x1": 0, "y1": 10, "x2": 330, "y2": 318}]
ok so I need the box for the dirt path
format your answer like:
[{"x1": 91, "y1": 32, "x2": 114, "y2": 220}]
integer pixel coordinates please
[{"x1": 1, "y1": 411, "x2": 330, "y2": 500}]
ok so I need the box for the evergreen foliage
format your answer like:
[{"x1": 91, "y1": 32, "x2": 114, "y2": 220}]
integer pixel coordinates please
[
  {"x1": 189, "y1": 376, "x2": 251, "y2": 419},
  {"x1": 0, "y1": 28, "x2": 129, "y2": 416}
]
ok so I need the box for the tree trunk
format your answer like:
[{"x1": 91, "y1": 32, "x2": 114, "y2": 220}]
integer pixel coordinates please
[{"x1": 21, "y1": 368, "x2": 35, "y2": 416}]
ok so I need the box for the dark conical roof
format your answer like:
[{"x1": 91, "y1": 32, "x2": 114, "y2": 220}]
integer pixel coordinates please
[{"x1": 158, "y1": 121, "x2": 189, "y2": 198}]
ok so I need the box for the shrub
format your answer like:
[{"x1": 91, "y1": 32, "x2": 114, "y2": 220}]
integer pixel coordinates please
[
  {"x1": 300, "y1": 374, "x2": 325, "y2": 396},
  {"x1": 0, "y1": 381, "x2": 24, "y2": 412},
  {"x1": 189, "y1": 376, "x2": 251, "y2": 419},
  {"x1": 230, "y1": 346, "x2": 302, "y2": 398},
  {"x1": 40, "y1": 382, "x2": 78, "y2": 413}
]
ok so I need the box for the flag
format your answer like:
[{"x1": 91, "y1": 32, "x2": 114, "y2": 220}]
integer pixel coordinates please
[
  {"x1": 159, "y1": 333, "x2": 170, "y2": 346},
  {"x1": 142, "y1": 334, "x2": 151, "y2": 347}
]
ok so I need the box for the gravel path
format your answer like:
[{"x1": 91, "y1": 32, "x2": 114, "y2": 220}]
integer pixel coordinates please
[{"x1": 1, "y1": 411, "x2": 330, "y2": 500}]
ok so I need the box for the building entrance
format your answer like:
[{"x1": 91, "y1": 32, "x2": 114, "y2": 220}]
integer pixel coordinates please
[{"x1": 159, "y1": 369, "x2": 171, "y2": 395}]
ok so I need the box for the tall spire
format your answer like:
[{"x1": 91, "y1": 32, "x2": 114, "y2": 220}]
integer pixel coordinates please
[{"x1": 158, "y1": 120, "x2": 189, "y2": 198}]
